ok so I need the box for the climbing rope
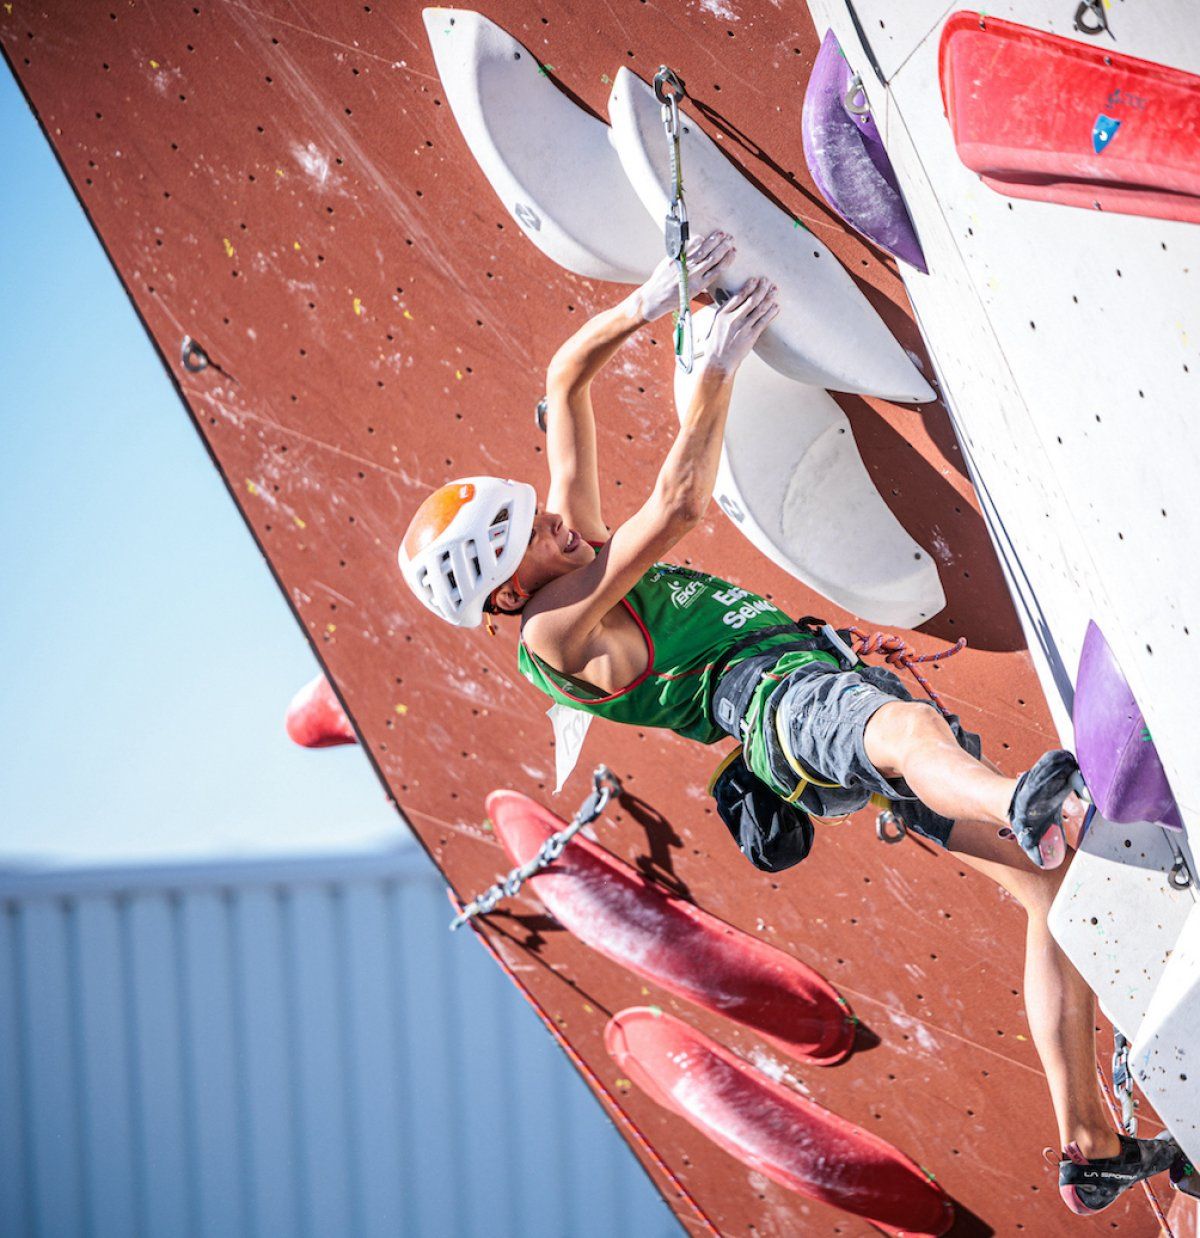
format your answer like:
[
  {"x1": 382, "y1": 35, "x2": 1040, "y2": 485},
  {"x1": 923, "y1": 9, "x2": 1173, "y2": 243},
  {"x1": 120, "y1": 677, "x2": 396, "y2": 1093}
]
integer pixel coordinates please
[
  {"x1": 1095, "y1": 1059, "x2": 1175, "y2": 1235},
  {"x1": 653, "y1": 66, "x2": 695, "y2": 374},
  {"x1": 848, "y1": 627, "x2": 968, "y2": 719},
  {"x1": 449, "y1": 765, "x2": 622, "y2": 930},
  {"x1": 814, "y1": 627, "x2": 966, "y2": 845}
]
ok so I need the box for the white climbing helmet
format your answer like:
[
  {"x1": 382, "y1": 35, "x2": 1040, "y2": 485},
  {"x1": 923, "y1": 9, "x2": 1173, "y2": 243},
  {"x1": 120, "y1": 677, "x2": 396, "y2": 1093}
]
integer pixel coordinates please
[{"x1": 398, "y1": 476, "x2": 537, "y2": 628}]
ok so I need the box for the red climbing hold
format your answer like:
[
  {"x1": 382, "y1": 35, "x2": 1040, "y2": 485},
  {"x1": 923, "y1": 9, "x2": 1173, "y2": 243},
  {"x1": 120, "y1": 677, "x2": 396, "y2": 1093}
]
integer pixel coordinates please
[
  {"x1": 940, "y1": 12, "x2": 1200, "y2": 223},
  {"x1": 285, "y1": 674, "x2": 357, "y2": 748},
  {"x1": 486, "y1": 789, "x2": 855, "y2": 1064},
  {"x1": 606, "y1": 1007, "x2": 954, "y2": 1237}
]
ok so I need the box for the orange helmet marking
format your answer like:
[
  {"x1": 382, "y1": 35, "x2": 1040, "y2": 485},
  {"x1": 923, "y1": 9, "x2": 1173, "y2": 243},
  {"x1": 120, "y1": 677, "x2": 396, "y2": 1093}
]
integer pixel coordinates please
[{"x1": 402, "y1": 482, "x2": 476, "y2": 558}]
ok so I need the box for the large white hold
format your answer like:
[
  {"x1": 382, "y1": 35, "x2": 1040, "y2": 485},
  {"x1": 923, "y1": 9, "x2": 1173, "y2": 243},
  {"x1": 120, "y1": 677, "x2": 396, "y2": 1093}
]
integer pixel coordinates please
[
  {"x1": 422, "y1": 9, "x2": 661, "y2": 283},
  {"x1": 1047, "y1": 818, "x2": 1195, "y2": 1041},
  {"x1": 1133, "y1": 901, "x2": 1200, "y2": 1159},
  {"x1": 608, "y1": 68, "x2": 934, "y2": 403},
  {"x1": 675, "y1": 307, "x2": 944, "y2": 626}
]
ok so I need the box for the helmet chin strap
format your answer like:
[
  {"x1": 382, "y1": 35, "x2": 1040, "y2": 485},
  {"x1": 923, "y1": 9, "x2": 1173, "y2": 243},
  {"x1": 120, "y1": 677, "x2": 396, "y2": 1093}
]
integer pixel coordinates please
[{"x1": 485, "y1": 572, "x2": 531, "y2": 631}]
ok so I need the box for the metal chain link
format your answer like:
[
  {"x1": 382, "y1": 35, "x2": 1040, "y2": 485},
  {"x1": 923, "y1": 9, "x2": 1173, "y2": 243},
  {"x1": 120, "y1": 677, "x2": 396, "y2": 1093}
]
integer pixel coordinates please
[{"x1": 449, "y1": 766, "x2": 622, "y2": 930}]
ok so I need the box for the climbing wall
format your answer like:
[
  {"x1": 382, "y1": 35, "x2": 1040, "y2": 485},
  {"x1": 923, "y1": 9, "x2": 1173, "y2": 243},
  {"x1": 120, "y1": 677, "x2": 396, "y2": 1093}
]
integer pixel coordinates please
[
  {"x1": 1, "y1": 2, "x2": 1171, "y2": 1232},
  {"x1": 806, "y1": 0, "x2": 1200, "y2": 1174}
]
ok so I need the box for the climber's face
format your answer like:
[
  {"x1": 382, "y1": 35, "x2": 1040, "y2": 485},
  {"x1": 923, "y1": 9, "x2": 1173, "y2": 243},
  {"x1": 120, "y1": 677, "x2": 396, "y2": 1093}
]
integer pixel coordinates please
[{"x1": 518, "y1": 504, "x2": 591, "y2": 583}]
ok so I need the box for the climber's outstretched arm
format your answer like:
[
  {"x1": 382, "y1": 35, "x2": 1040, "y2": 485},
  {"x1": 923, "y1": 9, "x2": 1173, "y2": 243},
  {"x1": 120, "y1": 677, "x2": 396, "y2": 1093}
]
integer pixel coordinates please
[
  {"x1": 542, "y1": 231, "x2": 735, "y2": 545},
  {"x1": 526, "y1": 275, "x2": 779, "y2": 667}
]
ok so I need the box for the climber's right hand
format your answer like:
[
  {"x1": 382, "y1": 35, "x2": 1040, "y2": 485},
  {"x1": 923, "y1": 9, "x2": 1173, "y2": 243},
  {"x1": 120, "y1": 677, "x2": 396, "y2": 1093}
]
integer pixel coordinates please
[{"x1": 700, "y1": 276, "x2": 780, "y2": 375}]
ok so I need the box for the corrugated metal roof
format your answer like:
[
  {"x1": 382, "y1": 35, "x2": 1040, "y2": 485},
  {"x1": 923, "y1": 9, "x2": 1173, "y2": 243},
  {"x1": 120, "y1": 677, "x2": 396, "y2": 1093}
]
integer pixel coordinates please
[{"x1": 0, "y1": 851, "x2": 679, "y2": 1237}]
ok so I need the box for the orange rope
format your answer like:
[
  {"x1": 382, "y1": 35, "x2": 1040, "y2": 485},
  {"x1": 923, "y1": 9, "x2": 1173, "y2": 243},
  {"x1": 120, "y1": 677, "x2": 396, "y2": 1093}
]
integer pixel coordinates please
[{"x1": 848, "y1": 628, "x2": 967, "y2": 718}]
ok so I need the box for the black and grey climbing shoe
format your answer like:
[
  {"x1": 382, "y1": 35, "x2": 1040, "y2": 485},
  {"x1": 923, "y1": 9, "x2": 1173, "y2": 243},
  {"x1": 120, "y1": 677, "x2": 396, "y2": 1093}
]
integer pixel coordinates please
[
  {"x1": 1059, "y1": 1134, "x2": 1179, "y2": 1214},
  {"x1": 1008, "y1": 749, "x2": 1081, "y2": 868}
]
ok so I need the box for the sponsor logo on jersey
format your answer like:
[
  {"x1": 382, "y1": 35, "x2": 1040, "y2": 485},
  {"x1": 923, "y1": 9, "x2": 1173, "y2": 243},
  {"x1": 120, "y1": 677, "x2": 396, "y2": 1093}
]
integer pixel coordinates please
[{"x1": 669, "y1": 578, "x2": 707, "y2": 609}]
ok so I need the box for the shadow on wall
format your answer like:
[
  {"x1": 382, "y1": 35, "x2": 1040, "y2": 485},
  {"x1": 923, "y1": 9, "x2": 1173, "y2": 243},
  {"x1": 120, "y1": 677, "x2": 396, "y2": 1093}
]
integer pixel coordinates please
[{"x1": 835, "y1": 392, "x2": 1027, "y2": 652}]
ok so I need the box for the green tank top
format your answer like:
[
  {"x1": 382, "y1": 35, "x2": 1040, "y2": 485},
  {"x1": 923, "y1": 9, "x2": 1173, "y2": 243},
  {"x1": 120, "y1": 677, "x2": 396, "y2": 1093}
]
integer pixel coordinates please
[{"x1": 517, "y1": 556, "x2": 836, "y2": 752}]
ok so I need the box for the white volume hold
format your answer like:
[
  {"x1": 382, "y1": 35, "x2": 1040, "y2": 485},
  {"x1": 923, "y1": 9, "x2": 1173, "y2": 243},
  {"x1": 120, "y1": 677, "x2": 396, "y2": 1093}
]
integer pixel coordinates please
[
  {"x1": 609, "y1": 68, "x2": 934, "y2": 402},
  {"x1": 676, "y1": 306, "x2": 944, "y2": 626},
  {"x1": 423, "y1": 9, "x2": 662, "y2": 283}
]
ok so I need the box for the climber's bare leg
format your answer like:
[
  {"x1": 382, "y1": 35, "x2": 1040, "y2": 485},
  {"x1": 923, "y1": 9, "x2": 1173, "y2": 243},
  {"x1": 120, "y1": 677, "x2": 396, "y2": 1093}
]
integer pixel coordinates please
[
  {"x1": 945, "y1": 820, "x2": 1118, "y2": 1158},
  {"x1": 863, "y1": 700, "x2": 1087, "y2": 835}
]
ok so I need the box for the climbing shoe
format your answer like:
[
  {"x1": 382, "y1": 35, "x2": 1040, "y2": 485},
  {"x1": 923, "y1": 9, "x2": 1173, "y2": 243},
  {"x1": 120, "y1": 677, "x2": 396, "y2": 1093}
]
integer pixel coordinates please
[
  {"x1": 1008, "y1": 749, "x2": 1081, "y2": 868},
  {"x1": 1058, "y1": 1134, "x2": 1179, "y2": 1214}
]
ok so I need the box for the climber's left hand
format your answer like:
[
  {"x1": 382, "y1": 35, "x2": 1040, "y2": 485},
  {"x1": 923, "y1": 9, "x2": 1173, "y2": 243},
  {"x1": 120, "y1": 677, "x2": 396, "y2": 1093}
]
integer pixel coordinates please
[{"x1": 632, "y1": 230, "x2": 735, "y2": 322}]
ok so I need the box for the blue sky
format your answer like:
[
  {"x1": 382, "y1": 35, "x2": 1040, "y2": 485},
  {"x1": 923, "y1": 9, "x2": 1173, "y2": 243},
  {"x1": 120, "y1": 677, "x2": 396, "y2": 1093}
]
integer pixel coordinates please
[{"x1": 0, "y1": 68, "x2": 408, "y2": 865}]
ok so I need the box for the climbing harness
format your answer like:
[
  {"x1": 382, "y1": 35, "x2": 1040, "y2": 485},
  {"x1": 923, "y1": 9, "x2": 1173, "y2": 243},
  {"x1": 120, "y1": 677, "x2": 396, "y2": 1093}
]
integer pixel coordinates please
[
  {"x1": 653, "y1": 66, "x2": 695, "y2": 374},
  {"x1": 709, "y1": 620, "x2": 965, "y2": 845},
  {"x1": 449, "y1": 765, "x2": 621, "y2": 929}
]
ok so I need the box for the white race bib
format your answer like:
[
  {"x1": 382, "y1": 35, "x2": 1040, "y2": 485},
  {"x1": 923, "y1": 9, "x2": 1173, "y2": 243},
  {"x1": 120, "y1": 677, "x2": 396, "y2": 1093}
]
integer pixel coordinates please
[{"x1": 548, "y1": 702, "x2": 594, "y2": 793}]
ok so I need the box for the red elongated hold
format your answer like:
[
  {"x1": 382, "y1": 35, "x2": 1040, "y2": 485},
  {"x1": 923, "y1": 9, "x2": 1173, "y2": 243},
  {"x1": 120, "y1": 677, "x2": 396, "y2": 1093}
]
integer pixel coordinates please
[
  {"x1": 285, "y1": 674, "x2": 357, "y2": 748},
  {"x1": 486, "y1": 789, "x2": 855, "y2": 1064},
  {"x1": 940, "y1": 12, "x2": 1200, "y2": 224},
  {"x1": 606, "y1": 1007, "x2": 953, "y2": 1238}
]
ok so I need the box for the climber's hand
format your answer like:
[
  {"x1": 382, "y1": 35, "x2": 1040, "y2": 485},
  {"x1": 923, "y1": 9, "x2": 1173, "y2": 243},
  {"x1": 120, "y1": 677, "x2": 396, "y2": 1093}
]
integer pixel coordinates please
[
  {"x1": 699, "y1": 276, "x2": 780, "y2": 375},
  {"x1": 633, "y1": 230, "x2": 735, "y2": 323}
]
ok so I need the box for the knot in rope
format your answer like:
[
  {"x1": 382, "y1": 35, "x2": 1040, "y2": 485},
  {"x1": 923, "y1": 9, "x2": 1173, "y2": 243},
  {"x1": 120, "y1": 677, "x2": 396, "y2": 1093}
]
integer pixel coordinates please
[{"x1": 847, "y1": 627, "x2": 967, "y2": 718}]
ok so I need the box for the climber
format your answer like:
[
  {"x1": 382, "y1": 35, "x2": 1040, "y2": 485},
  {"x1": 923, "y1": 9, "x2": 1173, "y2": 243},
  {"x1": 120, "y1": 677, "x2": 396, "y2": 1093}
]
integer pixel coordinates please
[{"x1": 397, "y1": 229, "x2": 1178, "y2": 1212}]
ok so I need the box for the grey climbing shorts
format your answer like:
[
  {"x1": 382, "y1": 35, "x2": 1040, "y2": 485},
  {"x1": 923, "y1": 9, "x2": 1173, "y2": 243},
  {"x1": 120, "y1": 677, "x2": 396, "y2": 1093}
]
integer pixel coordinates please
[{"x1": 769, "y1": 661, "x2": 982, "y2": 848}]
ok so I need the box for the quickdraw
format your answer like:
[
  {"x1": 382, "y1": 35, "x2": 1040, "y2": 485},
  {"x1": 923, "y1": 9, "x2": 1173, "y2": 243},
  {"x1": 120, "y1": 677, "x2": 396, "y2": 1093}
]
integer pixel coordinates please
[
  {"x1": 1111, "y1": 1029, "x2": 1138, "y2": 1136},
  {"x1": 449, "y1": 765, "x2": 622, "y2": 930},
  {"x1": 653, "y1": 65, "x2": 695, "y2": 373}
]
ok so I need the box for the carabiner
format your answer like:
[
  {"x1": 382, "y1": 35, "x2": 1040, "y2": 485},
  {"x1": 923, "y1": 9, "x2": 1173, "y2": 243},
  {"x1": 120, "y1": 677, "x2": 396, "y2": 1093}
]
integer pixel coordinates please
[
  {"x1": 876, "y1": 810, "x2": 907, "y2": 845},
  {"x1": 1073, "y1": 0, "x2": 1114, "y2": 39},
  {"x1": 653, "y1": 66, "x2": 686, "y2": 108},
  {"x1": 842, "y1": 73, "x2": 871, "y2": 118}
]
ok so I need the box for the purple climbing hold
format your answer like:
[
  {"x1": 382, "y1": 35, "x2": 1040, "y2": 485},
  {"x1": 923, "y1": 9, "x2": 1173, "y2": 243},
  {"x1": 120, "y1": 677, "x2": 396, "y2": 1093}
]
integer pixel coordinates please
[
  {"x1": 801, "y1": 30, "x2": 927, "y2": 273},
  {"x1": 1074, "y1": 621, "x2": 1183, "y2": 830}
]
